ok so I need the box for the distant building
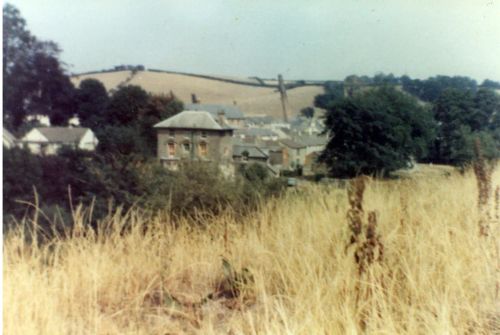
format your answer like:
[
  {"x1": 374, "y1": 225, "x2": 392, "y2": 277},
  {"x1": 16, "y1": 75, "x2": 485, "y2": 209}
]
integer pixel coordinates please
[
  {"x1": 20, "y1": 127, "x2": 99, "y2": 155},
  {"x1": 186, "y1": 103, "x2": 246, "y2": 129},
  {"x1": 290, "y1": 116, "x2": 325, "y2": 136},
  {"x1": 234, "y1": 128, "x2": 279, "y2": 142},
  {"x1": 3, "y1": 128, "x2": 17, "y2": 149},
  {"x1": 154, "y1": 110, "x2": 234, "y2": 175},
  {"x1": 279, "y1": 139, "x2": 307, "y2": 170},
  {"x1": 233, "y1": 144, "x2": 279, "y2": 177},
  {"x1": 279, "y1": 135, "x2": 328, "y2": 174},
  {"x1": 25, "y1": 114, "x2": 51, "y2": 126}
]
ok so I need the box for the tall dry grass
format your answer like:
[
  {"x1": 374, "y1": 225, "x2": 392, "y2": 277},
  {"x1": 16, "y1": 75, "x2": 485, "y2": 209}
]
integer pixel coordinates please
[{"x1": 3, "y1": 166, "x2": 500, "y2": 334}]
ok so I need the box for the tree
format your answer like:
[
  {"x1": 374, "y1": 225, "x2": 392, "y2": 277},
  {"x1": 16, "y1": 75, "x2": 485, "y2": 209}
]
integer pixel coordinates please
[
  {"x1": 401, "y1": 75, "x2": 477, "y2": 103},
  {"x1": 314, "y1": 81, "x2": 344, "y2": 109},
  {"x1": 300, "y1": 107, "x2": 315, "y2": 119},
  {"x1": 430, "y1": 88, "x2": 499, "y2": 165},
  {"x1": 138, "y1": 94, "x2": 183, "y2": 156},
  {"x1": 3, "y1": 4, "x2": 76, "y2": 130},
  {"x1": 481, "y1": 79, "x2": 500, "y2": 89},
  {"x1": 319, "y1": 86, "x2": 435, "y2": 177},
  {"x1": 105, "y1": 85, "x2": 149, "y2": 126},
  {"x1": 75, "y1": 79, "x2": 109, "y2": 130}
]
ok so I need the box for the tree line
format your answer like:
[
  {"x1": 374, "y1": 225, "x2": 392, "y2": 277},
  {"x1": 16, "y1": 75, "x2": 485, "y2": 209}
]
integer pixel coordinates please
[{"x1": 315, "y1": 75, "x2": 499, "y2": 177}]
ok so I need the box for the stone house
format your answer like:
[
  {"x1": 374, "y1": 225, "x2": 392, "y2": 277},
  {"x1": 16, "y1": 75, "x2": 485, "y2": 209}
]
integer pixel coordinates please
[
  {"x1": 233, "y1": 144, "x2": 280, "y2": 177},
  {"x1": 20, "y1": 127, "x2": 99, "y2": 155},
  {"x1": 279, "y1": 138, "x2": 307, "y2": 170},
  {"x1": 154, "y1": 110, "x2": 234, "y2": 174},
  {"x1": 279, "y1": 135, "x2": 328, "y2": 174}
]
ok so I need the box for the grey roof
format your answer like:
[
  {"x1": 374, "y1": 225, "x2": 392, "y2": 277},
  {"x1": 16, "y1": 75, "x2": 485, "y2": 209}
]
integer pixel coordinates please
[
  {"x1": 154, "y1": 111, "x2": 232, "y2": 130},
  {"x1": 235, "y1": 128, "x2": 278, "y2": 138},
  {"x1": 260, "y1": 140, "x2": 283, "y2": 151},
  {"x1": 37, "y1": 127, "x2": 89, "y2": 143},
  {"x1": 3, "y1": 128, "x2": 17, "y2": 142},
  {"x1": 245, "y1": 115, "x2": 276, "y2": 125},
  {"x1": 295, "y1": 135, "x2": 328, "y2": 147},
  {"x1": 233, "y1": 145, "x2": 268, "y2": 159},
  {"x1": 185, "y1": 104, "x2": 245, "y2": 120},
  {"x1": 279, "y1": 139, "x2": 307, "y2": 149}
]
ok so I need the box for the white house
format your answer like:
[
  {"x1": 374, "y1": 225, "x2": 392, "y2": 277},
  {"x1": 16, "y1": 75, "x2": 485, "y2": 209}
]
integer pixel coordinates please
[
  {"x1": 3, "y1": 128, "x2": 17, "y2": 149},
  {"x1": 20, "y1": 127, "x2": 99, "y2": 155}
]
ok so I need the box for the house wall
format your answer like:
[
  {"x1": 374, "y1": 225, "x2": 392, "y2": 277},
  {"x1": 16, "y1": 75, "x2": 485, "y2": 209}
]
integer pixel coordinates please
[
  {"x1": 21, "y1": 129, "x2": 49, "y2": 154},
  {"x1": 157, "y1": 128, "x2": 233, "y2": 165},
  {"x1": 305, "y1": 144, "x2": 325, "y2": 156},
  {"x1": 284, "y1": 146, "x2": 306, "y2": 169},
  {"x1": 78, "y1": 129, "x2": 99, "y2": 150},
  {"x1": 227, "y1": 119, "x2": 245, "y2": 129}
]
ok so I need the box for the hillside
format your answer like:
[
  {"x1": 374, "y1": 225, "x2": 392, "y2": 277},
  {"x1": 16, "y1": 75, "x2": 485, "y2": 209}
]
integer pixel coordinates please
[{"x1": 71, "y1": 70, "x2": 325, "y2": 119}]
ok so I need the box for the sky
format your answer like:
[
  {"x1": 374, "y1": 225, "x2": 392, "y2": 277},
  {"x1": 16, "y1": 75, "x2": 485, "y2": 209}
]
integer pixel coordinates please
[{"x1": 6, "y1": 0, "x2": 500, "y2": 81}]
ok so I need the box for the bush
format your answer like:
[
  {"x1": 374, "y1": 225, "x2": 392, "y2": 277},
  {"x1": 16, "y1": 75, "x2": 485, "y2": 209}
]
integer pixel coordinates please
[{"x1": 4, "y1": 148, "x2": 288, "y2": 230}]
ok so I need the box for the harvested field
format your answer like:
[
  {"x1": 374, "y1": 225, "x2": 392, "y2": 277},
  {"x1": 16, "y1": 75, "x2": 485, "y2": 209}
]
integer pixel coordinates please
[{"x1": 71, "y1": 70, "x2": 325, "y2": 119}]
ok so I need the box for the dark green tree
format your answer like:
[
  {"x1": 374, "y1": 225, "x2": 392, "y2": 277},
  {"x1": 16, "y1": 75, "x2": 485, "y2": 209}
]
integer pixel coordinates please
[
  {"x1": 401, "y1": 75, "x2": 477, "y2": 102},
  {"x1": 319, "y1": 86, "x2": 436, "y2": 177},
  {"x1": 138, "y1": 94, "x2": 183, "y2": 156},
  {"x1": 3, "y1": 147, "x2": 43, "y2": 219},
  {"x1": 300, "y1": 107, "x2": 315, "y2": 119},
  {"x1": 480, "y1": 79, "x2": 500, "y2": 89},
  {"x1": 97, "y1": 89, "x2": 183, "y2": 158},
  {"x1": 430, "y1": 88, "x2": 500, "y2": 165},
  {"x1": 75, "y1": 79, "x2": 109, "y2": 130},
  {"x1": 3, "y1": 4, "x2": 76, "y2": 129},
  {"x1": 105, "y1": 85, "x2": 149, "y2": 126},
  {"x1": 314, "y1": 81, "x2": 344, "y2": 109}
]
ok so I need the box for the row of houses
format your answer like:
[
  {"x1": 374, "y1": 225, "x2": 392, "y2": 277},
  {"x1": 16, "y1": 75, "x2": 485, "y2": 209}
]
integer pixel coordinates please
[
  {"x1": 3, "y1": 127, "x2": 99, "y2": 154},
  {"x1": 3, "y1": 103, "x2": 328, "y2": 176}
]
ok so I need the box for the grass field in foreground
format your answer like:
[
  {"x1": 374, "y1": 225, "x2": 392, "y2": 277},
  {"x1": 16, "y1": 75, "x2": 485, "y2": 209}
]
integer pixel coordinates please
[{"x1": 3, "y1": 166, "x2": 499, "y2": 334}]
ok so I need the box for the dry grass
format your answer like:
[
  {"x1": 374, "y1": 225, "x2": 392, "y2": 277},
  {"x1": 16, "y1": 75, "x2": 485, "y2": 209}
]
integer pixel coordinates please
[
  {"x1": 4, "y1": 167, "x2": 500, "y2": 334},
  {"x1": 71, "y1": 71, "x2": 324, "y2": 119}
]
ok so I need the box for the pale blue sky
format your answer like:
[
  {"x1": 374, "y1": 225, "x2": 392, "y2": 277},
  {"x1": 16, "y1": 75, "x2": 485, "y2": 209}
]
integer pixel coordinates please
[{"x1": 7, "y1": 0, "x2": 500, "y2": 81}]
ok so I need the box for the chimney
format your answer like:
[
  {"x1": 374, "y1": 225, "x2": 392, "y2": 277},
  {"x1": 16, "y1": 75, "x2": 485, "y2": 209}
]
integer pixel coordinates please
[
  {"x1": 191, "y1": 93, "x2": 200, "y2": 104},
  {"x1": 217, "y1": 111, "x2": 226, "y2": 126}
]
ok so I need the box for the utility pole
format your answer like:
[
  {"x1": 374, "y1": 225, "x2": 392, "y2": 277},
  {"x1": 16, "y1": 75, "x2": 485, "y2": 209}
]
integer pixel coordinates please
[{"x1": 278, "y1": 74, "x2": 290, "y2": 123}]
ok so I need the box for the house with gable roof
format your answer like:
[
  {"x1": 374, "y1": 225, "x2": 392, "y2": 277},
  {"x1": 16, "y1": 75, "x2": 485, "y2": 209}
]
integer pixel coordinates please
[
  {"x1": 20, "y1": 127, "x2": 98, "y2": 155},
  {"x1": 154, "y1": 110, "x2": 234, "y2": 174},
  {"x1": 3, "y1": 128, "x2": 18, "y2": 149}
]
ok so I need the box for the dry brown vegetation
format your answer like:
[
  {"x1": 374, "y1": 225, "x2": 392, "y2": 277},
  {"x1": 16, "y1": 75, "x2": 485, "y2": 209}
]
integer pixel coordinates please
[
  {"x1": 71, "y1": 71, "x2": 324, "y2": 119},
  {"x1": 3, "y1": 166, "x2": 500, "y2": 334}
]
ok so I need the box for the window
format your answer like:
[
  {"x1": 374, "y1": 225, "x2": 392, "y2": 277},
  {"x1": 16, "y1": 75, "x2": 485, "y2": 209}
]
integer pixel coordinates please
[
  {"x1": 169, "y1": 130, "x2": 175, "y2": 137},
  {"x1": 201, "y1": 131, "x2": 207, "y2": 138},
  {"x1": 167, "y1": 142, "x2": 176, "y2": 157},
  {"x1": 40, "y1": 143, "x2": 48, "y2": 155},
  {"x1": 182, "y1": 141, "x2": 191, "y2": 153},
  {"x1": 199, "y1": 141, "x2": 208, "y2": 157}
]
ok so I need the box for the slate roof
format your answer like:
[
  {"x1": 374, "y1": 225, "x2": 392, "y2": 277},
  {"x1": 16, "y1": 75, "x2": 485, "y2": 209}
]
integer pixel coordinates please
[
  {"x1": 185, "y1": 104, "x2": 245, "y2": 120},
  {"x1": 245, "y1": 115, "x2": 276, "y2": 125},
  {"x1": 37, "y1": 127, "x2": 89, "y2": 143},
  {"x1": 154, "y1": 111, "x2": 232, "y2": 130},
  {"x1": 3, "y1": 128, "x2": 17, "y2": 143},
  {"x1": 233, "y1": 145, "x2": 268, "y2": 159},
  {"x1": 235, "y1": 128, "x2": 278, "y2": 138},
  {"x1": 279, "y1": 139, "x2": 307, "y2": 149},
  {"x1": 295, "y1": 135, "x2": 328, "y2": 147}
]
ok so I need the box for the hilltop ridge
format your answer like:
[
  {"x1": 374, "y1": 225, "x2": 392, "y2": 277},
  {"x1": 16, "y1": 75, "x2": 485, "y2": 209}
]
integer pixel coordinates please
[{"x1": 71, "y1": 70, "x2": 325, "y2": 119}]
